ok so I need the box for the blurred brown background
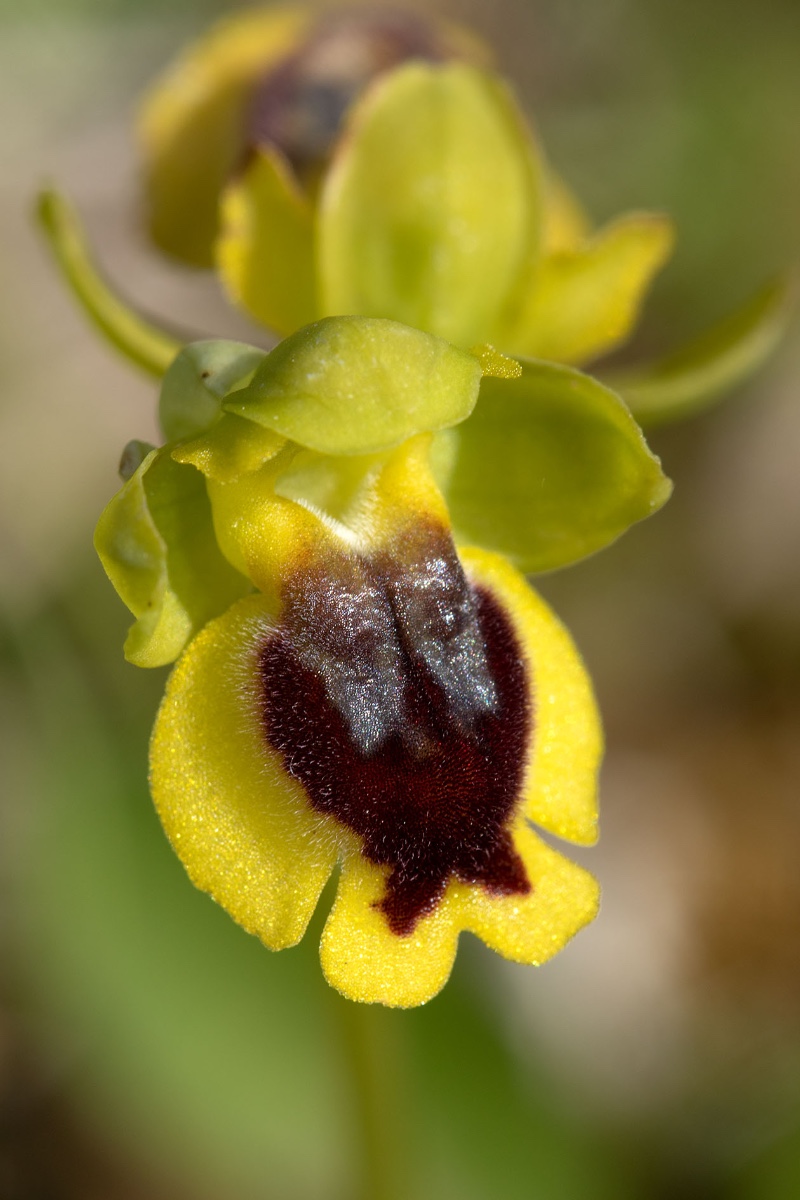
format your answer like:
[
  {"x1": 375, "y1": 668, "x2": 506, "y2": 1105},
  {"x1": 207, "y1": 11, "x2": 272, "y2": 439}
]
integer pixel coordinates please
[{"x1": 1, "y1": 0, "x2": 799, "y2": 1196}]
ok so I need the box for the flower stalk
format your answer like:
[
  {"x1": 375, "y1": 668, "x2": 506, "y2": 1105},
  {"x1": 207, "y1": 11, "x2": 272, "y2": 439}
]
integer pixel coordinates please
[{"x1": 335, "y1": 997, "x2": 408, "y2": 1200}]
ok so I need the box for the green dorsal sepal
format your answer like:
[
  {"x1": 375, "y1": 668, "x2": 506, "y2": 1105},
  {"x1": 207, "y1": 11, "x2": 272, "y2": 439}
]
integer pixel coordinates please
[{"x1": 224, "y1": 316, "x2": 484, "y2": 455}]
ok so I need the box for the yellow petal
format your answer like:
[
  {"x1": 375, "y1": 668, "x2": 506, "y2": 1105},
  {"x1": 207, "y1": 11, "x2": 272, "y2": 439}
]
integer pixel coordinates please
[
  {"x1": 320, "y1": 822, "x2": 598, "y2": 1007},
  {"x1": 541, "y1": 169, "x2": 591, "y2": 254},
  {"x1": 456, "y1": 819, "x2": 599, "y2": 963},
  {"x1": 320, "y1": 847, "x2": 461, "y2": 1008},
  {"x1": 460, "y1": 547, "x2": 601, "y2": 845},
  {"x1": 150, "y1": 594, "x2": 338, "y2": 949},
  {"x1": 216, "y1": 146, "x2": 317, "y2": 335},
  {"x1": 504, "y1": 213, "x2": 675, "y2": 365},
  {"x1": 139, "y1": 7, "x2": 311, "y2": 266}
]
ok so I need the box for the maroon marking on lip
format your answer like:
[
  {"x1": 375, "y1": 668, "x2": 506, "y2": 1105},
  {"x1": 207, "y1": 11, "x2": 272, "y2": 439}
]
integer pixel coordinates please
[{"x1": 259, "y1": 541, "x2": 532, "y2": 936}]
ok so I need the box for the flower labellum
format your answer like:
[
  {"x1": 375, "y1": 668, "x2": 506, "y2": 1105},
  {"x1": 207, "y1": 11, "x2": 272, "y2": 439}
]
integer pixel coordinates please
[{"x1": 150, "y1": 430, "x2": 601, "y2": 1007}]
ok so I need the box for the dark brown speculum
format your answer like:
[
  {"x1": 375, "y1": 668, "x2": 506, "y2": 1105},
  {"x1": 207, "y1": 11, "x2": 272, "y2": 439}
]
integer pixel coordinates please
[
  {"x1": 260, "y1": 525, "x2": 533, "y2": 935},
  {"x1": 246, "y1": 11, "x2": 454, "y2": 180}
]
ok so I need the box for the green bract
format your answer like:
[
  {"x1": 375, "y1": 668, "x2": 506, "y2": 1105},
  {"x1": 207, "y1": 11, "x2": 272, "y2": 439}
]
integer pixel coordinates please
[
  {"x1": 442, "y1": 360, "x2": 672, "y2": 573},
  {"x1": 94, "y1": 447, "x2": 250, "y2": 667},
  {"x1": 225, "y1": 316, "x2": 485, "y2": 455}
]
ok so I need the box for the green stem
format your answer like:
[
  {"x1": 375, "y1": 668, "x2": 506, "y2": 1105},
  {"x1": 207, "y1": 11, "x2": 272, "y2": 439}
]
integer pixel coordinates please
[
  {"x1": 35, "y1": 187, "x2": 182, "y2": 377},
  {"x1": 334, "y1": 998, "x2": 408, "y2": 1200}
]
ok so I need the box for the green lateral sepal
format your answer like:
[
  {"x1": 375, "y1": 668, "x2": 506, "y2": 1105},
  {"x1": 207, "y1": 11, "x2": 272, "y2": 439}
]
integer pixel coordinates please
[
  {"x1": 94, "y1": 447, "x2": 251, "y2": 667},
  {"x1": 443, "y1": 358, "x2": 672, "y2": 573}
]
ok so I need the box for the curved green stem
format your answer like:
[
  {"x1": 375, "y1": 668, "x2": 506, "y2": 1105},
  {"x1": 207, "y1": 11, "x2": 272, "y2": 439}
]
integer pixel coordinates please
[{"x1": 35, "y1": 187, "x2": 182, "y2": 377}]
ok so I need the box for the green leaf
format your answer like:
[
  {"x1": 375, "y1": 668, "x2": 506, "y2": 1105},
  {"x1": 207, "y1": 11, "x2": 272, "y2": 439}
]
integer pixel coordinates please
[
  {"x1": 159, "y1": 339, "x2": 266, "y2": 443},
  {"x1": 444, "y1": 359, "x2": 672, "y2": 573},
  {"x1": 224, "y1": 316, "x2": 483, "y2": 455},
  {"x1": 501, "y1": 214, "x2": 675, "y2": 365},
  {"x1": 605, "y1": 277, "x2": 793, "y2": 426},
  {"x1": 94, "y1": 448, "x2": 250, "y2": 667},
  {"x1": 318, "y1": 62, "x2": 542, "y2": 348},
  {"x1": 35, "y1": 188, "x2": 182, "y2": 377},
  {"x1": 216, "y1": 147, "x2": 318, "y2": 336}
]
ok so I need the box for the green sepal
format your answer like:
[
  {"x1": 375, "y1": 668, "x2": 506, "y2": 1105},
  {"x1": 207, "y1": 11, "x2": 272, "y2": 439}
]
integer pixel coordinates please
[
  {"x1": 224, "y1": 316, "x2": 483, "y2": 455},
  {"x1": 443, "y1": 359, "x2": 672, "y2": 573},
  {"x1": 605, "y1": 277, "x2": 793, "y2": 426},
  {"x1": 35, "y1": 188, "x2": 182, "y2": 377},
  {"x1": 159, "y1": 339, "x2": 267, "y2": 443},
  {"x1": 318, "y1": 62, "x2": 542, "y2": 348},
  {"x1": 94, "y1": 448, "x2": 251, "y2": 668}
]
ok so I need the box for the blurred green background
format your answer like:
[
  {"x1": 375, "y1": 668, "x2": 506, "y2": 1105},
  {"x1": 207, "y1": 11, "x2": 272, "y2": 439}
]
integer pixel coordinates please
[{"x1": 1, "y1": 0, "x2": 799, "y2": 1196}]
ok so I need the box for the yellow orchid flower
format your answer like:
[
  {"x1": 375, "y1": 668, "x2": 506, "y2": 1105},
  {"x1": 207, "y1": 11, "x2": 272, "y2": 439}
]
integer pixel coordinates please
[
  {"x1": 85, "y1": 314, "x2": 670, "y2": 1006},
  {"x1": 35, "y1": 7, "x2": 787, "y2": 1020}
]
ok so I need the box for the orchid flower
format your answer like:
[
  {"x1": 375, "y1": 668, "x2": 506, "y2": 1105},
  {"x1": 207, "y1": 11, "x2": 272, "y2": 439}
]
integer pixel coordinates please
[{"x1": 93, "y1": 316, "x2": 669, "y2": 1005}]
